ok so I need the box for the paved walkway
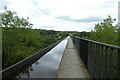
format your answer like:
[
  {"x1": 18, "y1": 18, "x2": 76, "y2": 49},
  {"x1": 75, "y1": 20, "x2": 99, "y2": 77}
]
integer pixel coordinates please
[{"x1": 57, "y1": 37, "x2": 90, "y2": 78}]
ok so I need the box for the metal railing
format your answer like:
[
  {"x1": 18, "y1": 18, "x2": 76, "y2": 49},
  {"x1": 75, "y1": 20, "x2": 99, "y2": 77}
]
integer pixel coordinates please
[{"x1": 71, "y1": 36, "x2": 120, "y2": 78}]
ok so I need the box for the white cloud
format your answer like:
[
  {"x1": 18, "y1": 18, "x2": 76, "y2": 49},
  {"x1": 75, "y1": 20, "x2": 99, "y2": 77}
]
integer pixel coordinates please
[{"x1": 0, "y1": 0, "x2": 119, "y2": 31}]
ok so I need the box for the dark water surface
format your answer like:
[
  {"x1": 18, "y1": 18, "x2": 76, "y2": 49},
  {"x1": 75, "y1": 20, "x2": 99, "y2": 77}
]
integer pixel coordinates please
[{"x1": 16, "y1": 36, "x2": 69, "y2": 78}]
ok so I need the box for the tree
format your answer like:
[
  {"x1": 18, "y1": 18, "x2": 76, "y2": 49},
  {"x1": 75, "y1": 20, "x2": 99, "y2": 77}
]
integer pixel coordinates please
[
  {"x1": 1, "y1": 11, "x2": 33, "y2": 28},
  {"x1": 1, "y1": 11, "x2": 36, "y2": 69},
  {"x1": 90, "y1": 16, "x2": 118, "y2": 45}
]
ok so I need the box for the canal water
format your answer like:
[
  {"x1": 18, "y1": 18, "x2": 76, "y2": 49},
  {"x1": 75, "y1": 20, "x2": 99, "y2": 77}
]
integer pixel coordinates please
[{"x1": 16, "y1": 36, "x2": 69, "y2": 78}]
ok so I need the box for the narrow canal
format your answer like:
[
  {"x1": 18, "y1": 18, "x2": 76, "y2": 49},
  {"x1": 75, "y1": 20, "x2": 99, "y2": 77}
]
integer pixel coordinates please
[{"x1": 15, "y1": 36, "x2": 69, "y2": 78}]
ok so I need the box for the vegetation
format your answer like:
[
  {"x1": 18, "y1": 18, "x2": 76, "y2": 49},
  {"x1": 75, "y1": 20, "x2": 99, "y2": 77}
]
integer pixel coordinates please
[
  {"x1": 1, "y1": 11, "x2": 68, "y2": 69},
  {"x1": 90, "y1": 16, "x2": 118, "y2": 46},
  {"x1": 72, "y1": 16, "x2": 119, "y2": 46},
  {"x1": 72, "y1": 31, "x2": 90, "y2": 39}
]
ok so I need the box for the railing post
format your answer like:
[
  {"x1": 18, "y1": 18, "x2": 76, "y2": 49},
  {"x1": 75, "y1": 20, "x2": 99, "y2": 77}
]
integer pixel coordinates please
[
  {"x1": 77, "y1": 38, "x2": 80, "y2": 53},
  {"x1": 71, "y1": 36, "x2": 75, "y2": 44},
  {"x1": 104, "y1": 47, "x2": 108, "y2": 78},
  {"x1": 110, "y1": 48, "x2": 113, "y2": 78},
  {"x1": 92, "y1": 43, "x2": 95, "y2": 78},
  {"x1": 94, "y1": 43, "x2": 97, "y2": 78},
  {"x1": 97, "y1": 44, "x2": 100, "y2": 78},
  {"x1": 118, "y1": 49, "x2": 120, "y2": 79},
  {"x1": 80, "y1": 39, "x2": 88, "y2": 69},
  {"x1": 88, "y1": 42, "x2": 91, "y2": 75},
  {"x1": 91, "y1": 43, "x2": 94, "y2": 78}
]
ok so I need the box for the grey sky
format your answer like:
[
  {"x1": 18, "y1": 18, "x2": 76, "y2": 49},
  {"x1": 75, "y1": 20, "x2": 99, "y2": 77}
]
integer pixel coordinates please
[
  {"x1": 0, "y1": 0, "x2": 118, "y2": 32},
  {"x1": 56, "y1": 16, "x2": 102, "y2": 23}
]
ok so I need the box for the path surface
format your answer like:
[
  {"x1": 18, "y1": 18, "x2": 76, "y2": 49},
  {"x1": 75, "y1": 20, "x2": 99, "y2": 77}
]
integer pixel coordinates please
[{"x1": 57, "y1": 37, "x2": 90, "y2": 78}]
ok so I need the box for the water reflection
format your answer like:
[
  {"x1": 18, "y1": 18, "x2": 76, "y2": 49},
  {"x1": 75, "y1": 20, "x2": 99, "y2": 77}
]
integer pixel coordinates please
[{"x1": 15, "y1": 37, "x2": 69, "y2": 78}]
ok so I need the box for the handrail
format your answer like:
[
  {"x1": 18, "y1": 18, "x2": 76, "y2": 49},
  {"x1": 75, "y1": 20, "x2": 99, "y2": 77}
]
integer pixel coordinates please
[
  {"x1": 71, "y1": 35, "x2": 120, "y2": 78},
  {"x1": 75, "y1": 36, "x2": 120, "y2": 49},
  {"x1": 1, "y1": 40, "x2": 61, "y2": 79}
]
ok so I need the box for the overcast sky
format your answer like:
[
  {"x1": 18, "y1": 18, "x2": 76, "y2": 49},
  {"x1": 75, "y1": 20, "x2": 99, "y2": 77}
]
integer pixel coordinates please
[{"x1": 0, "y1": 0, "x2": 119, "y2": 32}]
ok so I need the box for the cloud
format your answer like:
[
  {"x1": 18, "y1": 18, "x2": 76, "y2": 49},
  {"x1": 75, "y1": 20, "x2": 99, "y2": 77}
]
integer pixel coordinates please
[
  {"x1": 56, "y1": 16, "x2": 72, "y2": 21},
  {"x1": 74, "y1": 16, "x2": 102, "y2": 23},
  {"x1": 0, "y1": 0, "x2": 118, "y2": 31},
  {"x1": 41, "y1": 9, "x2": 53, "y2": 16},
  {"x1": 101, "y1": 0, "x2": 118, "y2": 8},
  {"x1": 30, "y1": 1, "x2": 52, "y2": 16},
  {"x1": 56, "y1": 16, "x2": 102, "y2": 23}
]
